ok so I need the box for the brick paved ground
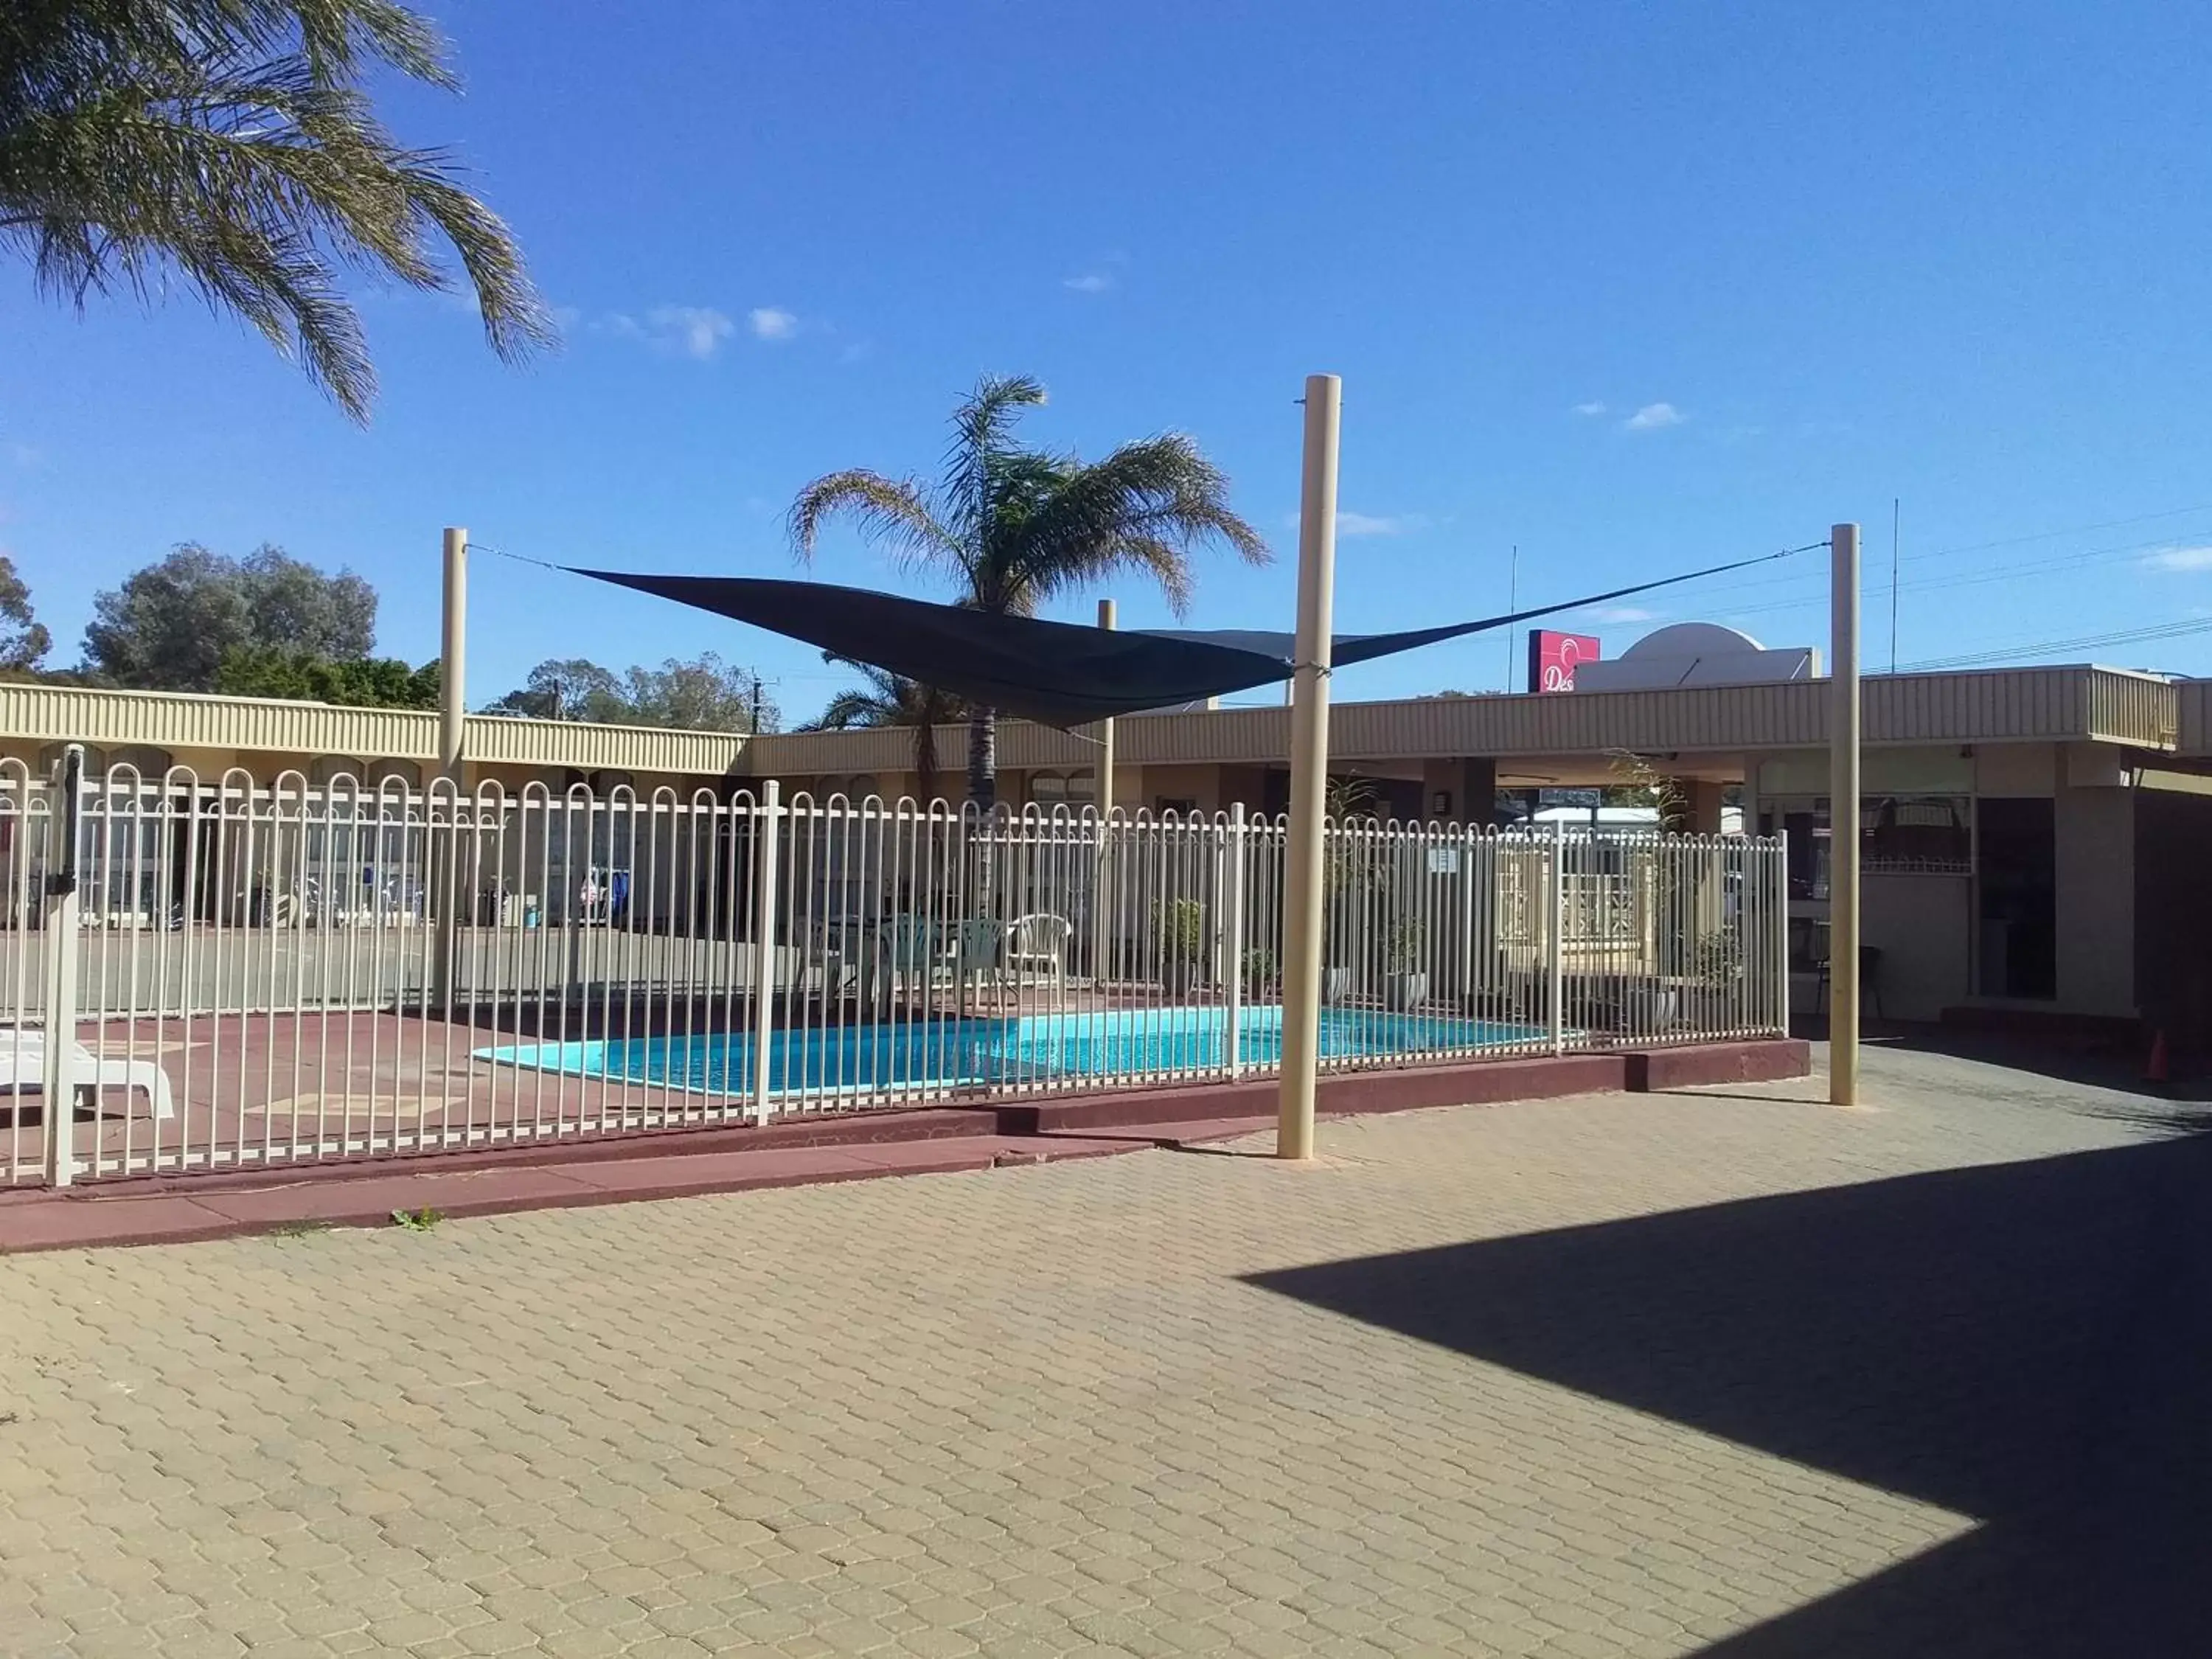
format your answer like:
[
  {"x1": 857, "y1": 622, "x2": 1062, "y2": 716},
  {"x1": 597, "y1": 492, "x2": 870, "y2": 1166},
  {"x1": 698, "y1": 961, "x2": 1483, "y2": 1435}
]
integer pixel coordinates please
[{"x1": 2, "y1": 1040, "x2": 2205, "y2": 1658}]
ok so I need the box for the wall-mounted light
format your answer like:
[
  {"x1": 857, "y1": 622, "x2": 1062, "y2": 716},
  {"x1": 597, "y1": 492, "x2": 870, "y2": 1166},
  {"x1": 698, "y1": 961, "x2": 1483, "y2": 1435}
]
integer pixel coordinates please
[{"x1": 1431, "y1": 790, "x2": 1452, "y2": 815}]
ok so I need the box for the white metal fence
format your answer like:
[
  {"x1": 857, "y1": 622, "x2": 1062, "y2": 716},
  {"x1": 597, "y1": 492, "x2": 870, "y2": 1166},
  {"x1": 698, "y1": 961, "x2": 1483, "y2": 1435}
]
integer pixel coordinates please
[{"x1": 1, "y1": 756, "x2": 1787, "y2": 1186}]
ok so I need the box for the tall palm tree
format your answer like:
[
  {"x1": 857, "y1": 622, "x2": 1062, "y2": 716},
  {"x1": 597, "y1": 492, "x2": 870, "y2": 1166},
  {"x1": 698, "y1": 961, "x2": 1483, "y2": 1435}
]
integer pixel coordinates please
[
  {"x1": 789, "y1": 374, "x2": 1269, "y2": 807},
  {"x1": 801, "y1": 653, "x2": 956, "y2": 802},
  {"x1": 0, "y1": 1, "x2": 552, "y2": 422}
]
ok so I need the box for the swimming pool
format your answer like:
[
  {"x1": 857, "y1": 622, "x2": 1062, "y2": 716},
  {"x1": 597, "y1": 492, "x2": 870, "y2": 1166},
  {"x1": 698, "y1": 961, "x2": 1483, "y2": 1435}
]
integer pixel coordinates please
[{"x1": 476, "y1": 1004, "x2": 1551, "y2": 1099}]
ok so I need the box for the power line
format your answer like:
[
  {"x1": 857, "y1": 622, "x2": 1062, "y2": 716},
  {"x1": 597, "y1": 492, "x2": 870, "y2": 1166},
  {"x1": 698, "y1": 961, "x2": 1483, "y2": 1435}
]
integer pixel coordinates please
[
  {"x1": 1902, "y1": 614, "x2": 2212, "y2": 672},
  {"x1": 1708, "y1": 526, "x2": 2212, "y2": 623}
]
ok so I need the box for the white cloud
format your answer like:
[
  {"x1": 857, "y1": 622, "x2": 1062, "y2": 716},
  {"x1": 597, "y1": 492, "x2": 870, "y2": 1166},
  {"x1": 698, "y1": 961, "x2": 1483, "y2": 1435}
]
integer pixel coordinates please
[
  {"x1": 748, "y1": 306, "x2": 799, "y2": 342},
  {"x1": 1281, "y1": 510, "x2": 1430, "y2": 538},
  {"x1": 1592, "y1": 605, "x2": 1659, "y2": 624},
  {"x1": 1624, "y1": 402, "x2": 1684, "y2": 431},
  {"x1": 1572, "y1": 400, "x2": 1607, "y2": 417},
  {"x1": 548, "y1": 304, "x2": 583, "y2": 331},
  {"x1": 1063, "y1": 273, "x2": 1115, "y2": 294},
  {"x1": 598, "y1": 307, "x2": 740, "y2": 358},
  {"x1": 2143, "y1": 545, "x2": 2212, "y2": 572}
]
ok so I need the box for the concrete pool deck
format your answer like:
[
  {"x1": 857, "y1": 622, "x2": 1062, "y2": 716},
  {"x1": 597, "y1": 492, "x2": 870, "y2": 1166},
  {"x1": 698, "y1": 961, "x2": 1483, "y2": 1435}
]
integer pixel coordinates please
[{"x1": 0, "y1": 1036, "x2": 1806, "y2": 1251}]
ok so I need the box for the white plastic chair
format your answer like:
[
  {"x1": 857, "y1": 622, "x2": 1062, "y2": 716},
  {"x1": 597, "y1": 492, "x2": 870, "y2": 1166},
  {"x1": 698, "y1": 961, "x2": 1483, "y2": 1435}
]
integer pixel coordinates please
[
  {"x1": 947, "y1": 917, "x2": 1007, "y2": 1010},
  {"x1": 0, "y1": 1026, "x2": 175, "y2": 1120},
  {"x1": 1004, "y1": 913, "x2": 1071, "y2": 991}
]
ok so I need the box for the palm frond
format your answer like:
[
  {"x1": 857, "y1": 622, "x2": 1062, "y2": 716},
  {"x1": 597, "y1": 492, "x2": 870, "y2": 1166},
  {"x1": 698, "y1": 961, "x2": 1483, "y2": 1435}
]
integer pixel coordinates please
[
  {"x1": 785, "y1": 469, "x2": 960, "y2": 574},
  {"x1": 943, "y1": 372, "x2": 1046, "y2": 545},
  {"x1": 802, "y1": 688, "x2": 894, "y2": 731},
  {"x1": 1000, "y1": 432, "x2": 1270, "y2": 616},
  {"x1": 0, "y1": 1, "x2": 547, "y2": 421}
]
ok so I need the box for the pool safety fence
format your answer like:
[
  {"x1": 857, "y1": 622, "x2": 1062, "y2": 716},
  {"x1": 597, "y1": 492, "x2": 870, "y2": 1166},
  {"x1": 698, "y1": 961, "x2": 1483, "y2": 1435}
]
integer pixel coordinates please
[{"x1": 3, "y1": 758, "x2": 1787, "y2": 1186}]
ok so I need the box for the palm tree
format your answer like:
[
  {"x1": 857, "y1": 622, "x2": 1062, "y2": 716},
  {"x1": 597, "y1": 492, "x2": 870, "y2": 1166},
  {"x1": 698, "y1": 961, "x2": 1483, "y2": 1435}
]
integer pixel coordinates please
[
  {"x1": 801, "y1": 654, "x2": 957, "y2": 803},
  {"x1": 0, "y1": 1, "x2": 552, "y2": 422},
  {"x1": 789, "y1": 374, "x2": 1268, "y2": 807}
]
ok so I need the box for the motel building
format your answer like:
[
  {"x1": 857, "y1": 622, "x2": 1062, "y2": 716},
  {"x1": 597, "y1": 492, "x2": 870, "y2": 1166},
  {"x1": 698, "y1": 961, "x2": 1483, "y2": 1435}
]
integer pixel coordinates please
[{"x1": 4, "y1": 622, "x2": 2211, "y2": 1052}]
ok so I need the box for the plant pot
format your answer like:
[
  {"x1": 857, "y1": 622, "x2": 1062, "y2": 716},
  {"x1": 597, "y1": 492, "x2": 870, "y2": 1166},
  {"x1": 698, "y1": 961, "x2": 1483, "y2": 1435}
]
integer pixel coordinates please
[
  {"x1": 1322, "y1": 966, "x2": 1353, "y2": 1004},
  {"x1": 1625, "y1": 983, "x2": 1680, "y2": 1032},
  {"x1": 1161, "y1": 958, "x2": 1204, "y2": 999},
  {"x1": 1384, "y1": 972, "x2": 1428, "y2": 1011}
]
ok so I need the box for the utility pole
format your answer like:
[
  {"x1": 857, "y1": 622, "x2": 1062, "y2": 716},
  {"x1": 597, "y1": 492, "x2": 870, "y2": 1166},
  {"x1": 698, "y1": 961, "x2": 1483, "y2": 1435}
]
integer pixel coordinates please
[
  {"x1": 1889, "y1": 498, "x2": 1901, "y2": 675},
  {"x1": 1278, "y1": 374, "x2": 1341, "y2": 1162},
  {"x1": 1506, "y1": 544, "x2": 1518, "y2": 692},
  {"x1": 1830, "y1": 522, "x2": 1861, "y2": 1107}
]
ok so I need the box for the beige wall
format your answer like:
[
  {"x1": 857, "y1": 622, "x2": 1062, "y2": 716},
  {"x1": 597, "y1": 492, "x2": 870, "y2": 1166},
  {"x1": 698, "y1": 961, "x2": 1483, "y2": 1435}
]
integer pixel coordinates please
[
  {"x1": 1861, "y1": 875, "x2": 1972, "y2": 1021},
  {"x1": 1135, "y1": 764, "x2": 1222, "y2": 814},
  {"x1": 2055, "y1": 780, "x2": 2137, "y2": 1018}
]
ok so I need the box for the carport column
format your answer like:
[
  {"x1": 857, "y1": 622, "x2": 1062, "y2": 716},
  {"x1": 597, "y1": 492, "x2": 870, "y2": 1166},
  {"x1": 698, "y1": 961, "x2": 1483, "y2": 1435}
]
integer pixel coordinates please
[
  {"x1": 1278, "y1": 373, "x2": 1340, "y2": 1162},
  {"x1": 1830, "y1": 522, "x2": 1862, "y2": 1106},
  {"x1": 431, "y1": 527, "x2": 467, "y2": 1012},
  {"x1": 41, "y1": 744, "x2": 84, "y2": 1187},
  {"x1": 750, "y1": 780, "x2": 782, "y2": 1126}
]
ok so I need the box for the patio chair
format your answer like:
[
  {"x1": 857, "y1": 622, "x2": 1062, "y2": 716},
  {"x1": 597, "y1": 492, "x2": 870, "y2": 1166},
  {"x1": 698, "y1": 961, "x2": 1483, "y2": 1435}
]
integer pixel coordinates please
[
  {"x1": 876, "y1": 914, "x2": 940, "y2": 1009},
  {"x1": 946, "y1": 917, "x2": 1008, "y2": 1010},
  {"x1": 0, "y1": 1026, "x2": 175, "y2": 1120},
  {"x1": 1813, "y1": 940, "x2": 1885, "y2": 1021},
  {"x1": 1004, "y1": 913, "x2": 1071, "y2": 992}
]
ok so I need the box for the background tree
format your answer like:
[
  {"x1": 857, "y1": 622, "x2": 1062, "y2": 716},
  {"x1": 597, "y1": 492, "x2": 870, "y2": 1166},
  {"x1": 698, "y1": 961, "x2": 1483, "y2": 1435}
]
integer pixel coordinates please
[
  {"x1": 215, "y1": 645, "x2": 437, "y2": 709},
  {"x1": 0, "y1": 552, "x2": 52, "y2": 671},
  {"x1": 0, "y1": 0, "x2": 552, "y2": 421},
  {"x1": 484, "y1": 658, "x2": 627, "y2": 722},
  {"x1": 83, "y1": 543, "x2": 376, "y2": 689},
  {"x1": 622, "y1": 653, "x2": 778, "y2": 734},
  {"x1": 789, "y1": 373, "x2": 1268, "y2": 806},
  {"x1": 801, "y1": 653, "x2": 956, "y2": 801},
  {"x1": 487, "y1": 653, "x2": 776, "y2": 733}
]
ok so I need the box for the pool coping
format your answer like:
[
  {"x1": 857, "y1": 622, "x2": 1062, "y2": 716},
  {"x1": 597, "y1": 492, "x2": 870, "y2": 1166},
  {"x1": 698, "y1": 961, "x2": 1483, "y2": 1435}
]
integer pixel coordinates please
[{"x1": 0, "y1": 1038, "x2": 1809, "y2": 1253}]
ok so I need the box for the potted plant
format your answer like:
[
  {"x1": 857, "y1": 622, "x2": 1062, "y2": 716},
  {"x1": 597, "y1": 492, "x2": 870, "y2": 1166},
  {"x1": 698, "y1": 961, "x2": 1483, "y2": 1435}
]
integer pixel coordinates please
[
  {"x1": 1154, "y1": 897, "x2": 1207, "y2": 998},
  {"x1": 1241, "y1": 945, "x2": 1279, "y2": 998},
  {"x1": 1384, "y1": 917, "x2": 1428, "y2": 1010},
  {"x1": 1321, "y1": 776, "x2": 1377, "y2": 1004},
  {"x1": 1683, "y1": 930, "x2": 1743, "y2": 1029}
]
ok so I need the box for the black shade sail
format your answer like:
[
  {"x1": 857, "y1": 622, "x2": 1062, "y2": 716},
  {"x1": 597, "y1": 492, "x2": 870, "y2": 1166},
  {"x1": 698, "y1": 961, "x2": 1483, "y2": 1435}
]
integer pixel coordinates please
[{"x1": 572, "y1": 546, "x2": 1797, "y2": 728}]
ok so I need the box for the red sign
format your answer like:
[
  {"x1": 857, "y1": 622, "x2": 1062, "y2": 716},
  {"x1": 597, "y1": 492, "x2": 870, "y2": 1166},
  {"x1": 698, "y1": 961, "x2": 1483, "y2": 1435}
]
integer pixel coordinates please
[{"x1": 1528, "y1": 630, "x2": 1600, "y2": 693}]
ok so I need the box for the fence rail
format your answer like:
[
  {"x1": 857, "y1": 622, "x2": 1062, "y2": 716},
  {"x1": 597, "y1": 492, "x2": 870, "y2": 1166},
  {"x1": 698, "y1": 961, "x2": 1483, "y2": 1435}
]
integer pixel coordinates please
[{"x1": 2, "y1": 758, "x2": 1787, "y2": 1186}]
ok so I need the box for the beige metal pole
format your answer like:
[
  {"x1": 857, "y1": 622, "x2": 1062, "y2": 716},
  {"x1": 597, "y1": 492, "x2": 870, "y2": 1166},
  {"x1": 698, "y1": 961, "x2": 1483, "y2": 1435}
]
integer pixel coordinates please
[
  {"x1": 441, "y1": 527, "x2": 467, "y2": 780},
  {"x1": 1091, "y1": 598, "x2": 1118, "y2": 992},
  {"x1": 1829, "y1": 521, "x2": 1861, "y2": 1106},
  {"x1": 433, "y1": 527, "x2": 467, "y2": 1012},
  {"x1": 1095, "y1": 598, "x2": 1116, "y2": 811},
  {"x1": 1278, "y1": 374, "x2": 1341, "y2": 1161}
]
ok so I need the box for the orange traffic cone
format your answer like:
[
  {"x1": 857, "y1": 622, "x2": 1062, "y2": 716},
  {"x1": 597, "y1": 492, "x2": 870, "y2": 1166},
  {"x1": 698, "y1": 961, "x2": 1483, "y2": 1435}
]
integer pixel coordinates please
[{"x1": 2145, "y1": 1029, "x2": 2170, "y2": 1085}]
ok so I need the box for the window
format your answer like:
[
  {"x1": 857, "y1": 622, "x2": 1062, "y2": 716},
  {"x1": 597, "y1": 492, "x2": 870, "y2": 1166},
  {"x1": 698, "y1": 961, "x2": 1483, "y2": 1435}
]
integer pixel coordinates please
[
  {"x1": 1864, "y1": 795, "x2": 1971, "y2": 875},
  {"x1": 1028, "y1": 772, "x2": 1095, "y2": 808}
]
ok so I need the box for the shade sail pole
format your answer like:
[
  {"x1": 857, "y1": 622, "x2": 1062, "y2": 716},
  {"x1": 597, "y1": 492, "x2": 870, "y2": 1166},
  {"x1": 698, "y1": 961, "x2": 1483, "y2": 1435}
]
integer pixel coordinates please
[{"x1": 1279, "y1": 375, "x2": 1340, "y2": 1161}]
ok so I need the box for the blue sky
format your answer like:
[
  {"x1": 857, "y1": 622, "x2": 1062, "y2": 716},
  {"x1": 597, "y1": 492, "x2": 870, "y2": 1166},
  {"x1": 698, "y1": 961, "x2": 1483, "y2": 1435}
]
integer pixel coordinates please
[{"x1": 5, "y1": 0, "x2": 2211, "y2": 719}]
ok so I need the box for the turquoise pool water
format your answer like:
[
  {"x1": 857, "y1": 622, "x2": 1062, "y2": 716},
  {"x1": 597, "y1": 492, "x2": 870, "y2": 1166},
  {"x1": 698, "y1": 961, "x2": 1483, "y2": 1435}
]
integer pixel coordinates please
[{"x1": 476, "y1": 1004, "x2": 1548, "y2": 1098}]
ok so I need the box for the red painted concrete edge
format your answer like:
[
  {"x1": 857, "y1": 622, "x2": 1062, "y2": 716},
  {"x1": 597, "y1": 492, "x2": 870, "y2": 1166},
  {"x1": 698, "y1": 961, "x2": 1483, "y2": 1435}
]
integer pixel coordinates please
[
  {"x1": 0, "y1": 1038, "x2": 1806, "y2": 1254},
  {"x1": 0, "y1": 1136, "x2": 1140, "y2": 1254}
]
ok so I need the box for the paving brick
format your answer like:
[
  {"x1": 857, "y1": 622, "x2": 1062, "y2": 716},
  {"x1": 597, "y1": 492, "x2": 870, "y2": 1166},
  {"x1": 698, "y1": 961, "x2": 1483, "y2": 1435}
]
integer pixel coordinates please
[{"x1": 0, "y1": 1045, "x2": 2173, "y2": 1658}]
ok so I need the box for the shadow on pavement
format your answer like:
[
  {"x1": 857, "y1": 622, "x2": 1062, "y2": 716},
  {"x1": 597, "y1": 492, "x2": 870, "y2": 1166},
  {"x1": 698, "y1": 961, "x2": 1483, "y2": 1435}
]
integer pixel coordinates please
[{"x1": 1246, "y1": 1133, "x2": 2212, "y2": 1657}]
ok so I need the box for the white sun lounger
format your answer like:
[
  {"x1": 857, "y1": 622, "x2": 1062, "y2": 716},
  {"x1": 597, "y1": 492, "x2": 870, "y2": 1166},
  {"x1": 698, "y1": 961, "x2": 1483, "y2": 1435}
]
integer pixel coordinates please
[{"x1": 0, "y1": 1026, "x2": 175, "y2": 1121}]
